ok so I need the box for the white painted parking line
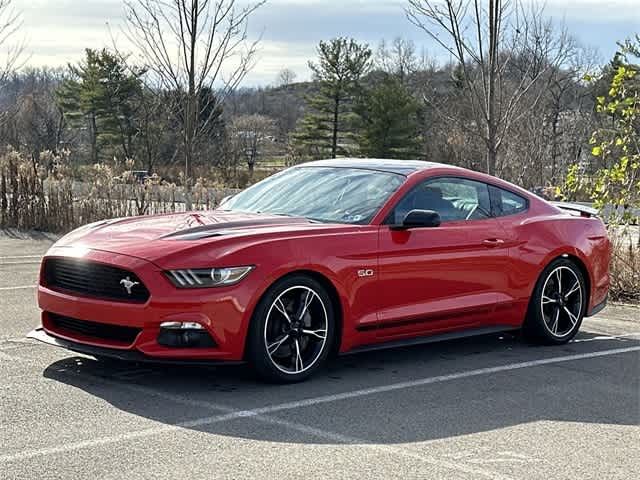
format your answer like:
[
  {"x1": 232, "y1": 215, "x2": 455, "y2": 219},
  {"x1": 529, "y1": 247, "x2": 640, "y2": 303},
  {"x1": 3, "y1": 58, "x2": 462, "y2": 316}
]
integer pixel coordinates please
[
  {"x1": 235, "y1": 346, "x2": 640, "y2": 417},
  {"x1": 572, "y1": 333, "x2": 640, "y2": 342},
  {"x1": 0, "y1": 338, "x2": 35, "y2": 345},
  {"x1": 1, "y1": 345, "x2": 638, "y2": 469},
  {"x1": 252, "y1": 414, "x2": 514, "y2": 479},
  {"x1": 0, "y1": 261, "x2": 42, "y2": 265},
  {"x1": 0, "y1": 413, "x2": 235, "y2": 464},
  {"x1": 4, "y1": 367, "x2": 515, "y2": 478},
  {"x1": 0, "y1": 285, "x2": 36, "y2": 291}
]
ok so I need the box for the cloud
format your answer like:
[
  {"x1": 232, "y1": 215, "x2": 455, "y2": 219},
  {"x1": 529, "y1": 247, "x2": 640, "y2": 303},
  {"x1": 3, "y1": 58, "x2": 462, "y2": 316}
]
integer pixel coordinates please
[
  {"x1": 245, "y1": 0, "x2": 639, "y2": 84},
  {"x1": 8, "y1": 0, "x2": 639, "y2": 86}
]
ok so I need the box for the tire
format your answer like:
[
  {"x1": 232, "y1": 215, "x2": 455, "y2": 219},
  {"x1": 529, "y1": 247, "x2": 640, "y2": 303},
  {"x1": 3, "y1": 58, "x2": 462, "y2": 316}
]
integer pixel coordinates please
[
  {"x1": 246, "y1": 274, "x2": 336, "y2": 383},
  {"x1": 523, "y1": 258, "x2": 587, "y2": 345}
]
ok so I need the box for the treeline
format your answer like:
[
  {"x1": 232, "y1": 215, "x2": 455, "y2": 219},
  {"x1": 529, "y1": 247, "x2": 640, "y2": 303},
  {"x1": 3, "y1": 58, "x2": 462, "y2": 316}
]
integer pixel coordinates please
[
  {"x1": 0, "y1": 0, "x2": 636, "y2": 197},
  {"x1": 0, "y1": 38, "x2": 606, "y2": 187},
  {"x1": 0, "y1": 38, "x2": 633, "y2": 192}
]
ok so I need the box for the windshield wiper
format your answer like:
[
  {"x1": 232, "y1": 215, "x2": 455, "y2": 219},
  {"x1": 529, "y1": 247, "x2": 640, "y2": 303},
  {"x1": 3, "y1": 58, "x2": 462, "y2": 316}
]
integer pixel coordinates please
[{"x1": 257, "y1": 211, "x2": 324, "y2": 224}]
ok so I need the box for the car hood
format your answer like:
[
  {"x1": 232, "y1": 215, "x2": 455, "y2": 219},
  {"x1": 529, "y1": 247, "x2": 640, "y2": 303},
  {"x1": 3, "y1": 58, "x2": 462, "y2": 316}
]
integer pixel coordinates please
[{"x1": 52, "y1": 210, "x2": 330, "y2": 263}]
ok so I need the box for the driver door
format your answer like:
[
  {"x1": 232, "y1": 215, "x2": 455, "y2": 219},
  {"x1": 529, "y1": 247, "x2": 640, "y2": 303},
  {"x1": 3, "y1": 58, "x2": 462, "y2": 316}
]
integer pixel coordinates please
[{"x1": 376, "y1": 177, "x2": 510, "y2": 340}]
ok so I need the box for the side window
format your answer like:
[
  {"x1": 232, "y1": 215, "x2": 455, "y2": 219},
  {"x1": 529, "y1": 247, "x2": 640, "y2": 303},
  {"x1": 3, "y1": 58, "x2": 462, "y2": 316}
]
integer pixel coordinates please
[
  {"x1": 490, "y1": 186, "x2": 528, "y2": 217},
  {"x1": 389, "y1": 177, "x2": 492, "y2": 224}
]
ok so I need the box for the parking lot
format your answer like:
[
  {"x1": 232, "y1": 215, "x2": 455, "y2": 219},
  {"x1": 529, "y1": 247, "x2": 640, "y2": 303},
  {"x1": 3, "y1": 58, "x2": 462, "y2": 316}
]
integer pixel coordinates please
[{"x1": 1, "y1": 232, "x2": 639, "y2": 480}]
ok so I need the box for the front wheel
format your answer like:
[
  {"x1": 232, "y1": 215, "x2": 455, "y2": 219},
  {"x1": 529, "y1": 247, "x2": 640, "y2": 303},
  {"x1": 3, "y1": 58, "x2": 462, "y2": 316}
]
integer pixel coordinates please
[
  {"x1": 247, "y1": 275, "x2": 335, "y2": 383},
  {"x1": 523, "y1": 258, "x2": 587, "y2": 344}
]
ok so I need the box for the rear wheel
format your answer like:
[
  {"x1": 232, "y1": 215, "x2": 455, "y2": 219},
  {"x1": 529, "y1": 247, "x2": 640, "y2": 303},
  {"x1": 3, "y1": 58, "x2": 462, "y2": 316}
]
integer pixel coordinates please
[
  {"x1": 247, "y1": 275, "x2": 335, "y2": 383},
  {"x1": 523, "y1": 258, "x2": 587, "y2": 344}
]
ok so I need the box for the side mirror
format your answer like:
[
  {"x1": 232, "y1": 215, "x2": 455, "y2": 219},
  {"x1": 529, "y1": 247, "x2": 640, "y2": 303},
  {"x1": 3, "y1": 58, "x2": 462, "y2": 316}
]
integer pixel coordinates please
[{"x1": 392, "y1": 209, "x2": 441, "y2": 230}]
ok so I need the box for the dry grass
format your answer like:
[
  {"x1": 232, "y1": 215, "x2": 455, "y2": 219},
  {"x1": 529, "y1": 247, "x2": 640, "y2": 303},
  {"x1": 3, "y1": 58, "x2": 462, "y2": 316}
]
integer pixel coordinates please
[
  {"x1": 0, "y1": 149, "x2": 233, "y2": 233},
  {"x1": 609, "y1": 230, "x2": 640, "y2": 303}
]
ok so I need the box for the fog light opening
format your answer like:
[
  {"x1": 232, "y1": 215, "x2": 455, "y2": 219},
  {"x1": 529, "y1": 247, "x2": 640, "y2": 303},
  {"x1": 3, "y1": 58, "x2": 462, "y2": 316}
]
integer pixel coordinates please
[{"x1": 157, "y1": 322, "x2": 215, "y2": 348}]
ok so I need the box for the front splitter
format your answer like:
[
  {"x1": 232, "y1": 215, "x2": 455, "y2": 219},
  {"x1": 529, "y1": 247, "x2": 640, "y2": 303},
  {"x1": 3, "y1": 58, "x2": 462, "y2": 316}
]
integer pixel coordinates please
[{"x1": 27, "y1": 328, "x2": 245, "y2": 366}]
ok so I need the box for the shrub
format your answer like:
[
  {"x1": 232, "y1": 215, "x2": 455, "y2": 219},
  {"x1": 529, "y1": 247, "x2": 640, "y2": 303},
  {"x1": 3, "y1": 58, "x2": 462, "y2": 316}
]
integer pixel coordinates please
[
  {"x1": 609, "y1": 229, "x2": 640, "y2": 303},
  {"x1": 0, "y1": 149, "x2": 235, "y2": 233}
]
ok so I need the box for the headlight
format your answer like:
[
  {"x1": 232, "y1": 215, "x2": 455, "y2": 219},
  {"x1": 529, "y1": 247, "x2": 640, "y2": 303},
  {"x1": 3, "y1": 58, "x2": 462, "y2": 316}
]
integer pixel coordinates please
[{"x1": 166, "y1": 266, "x2": 254, "y2": 288}]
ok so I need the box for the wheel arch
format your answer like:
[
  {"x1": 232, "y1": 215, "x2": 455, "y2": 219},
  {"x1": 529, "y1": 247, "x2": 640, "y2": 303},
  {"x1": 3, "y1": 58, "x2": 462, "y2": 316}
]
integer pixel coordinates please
[
  {"x1": 563, "y1": 254, "x2": 591, "y2": 309},
  {"x1": 522, "y1": 252, "x2": 591, "y2": 343},
  {"x1": 533, "y1": 251, "x2": 592, "y2": 312},
  {"x1": 243, "y1": 268, "x2": 345, "y2": 360}
]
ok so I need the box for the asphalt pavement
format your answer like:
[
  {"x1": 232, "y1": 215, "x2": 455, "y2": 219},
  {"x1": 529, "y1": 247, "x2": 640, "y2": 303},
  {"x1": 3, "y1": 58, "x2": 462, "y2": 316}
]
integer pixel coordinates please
[{"x1": 1, "y1": 231, "x2": 639, "y2": 480}]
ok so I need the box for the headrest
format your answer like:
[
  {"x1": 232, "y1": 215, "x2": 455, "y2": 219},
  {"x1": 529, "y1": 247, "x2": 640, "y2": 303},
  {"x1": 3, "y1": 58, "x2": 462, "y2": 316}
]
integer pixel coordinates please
[{"x1": 423, "y1": 186, "x2": 443, "y2": 200}]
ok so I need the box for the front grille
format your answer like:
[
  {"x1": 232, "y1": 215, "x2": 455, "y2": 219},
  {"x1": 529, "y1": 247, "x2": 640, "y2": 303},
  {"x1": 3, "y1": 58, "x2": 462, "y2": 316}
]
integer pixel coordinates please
[
  {"x1": 43, "y1": 258, "x2": 150, "y2": 303},
  {"x1": 49, "y1": 313, "x2": 142, "y2": 344}
]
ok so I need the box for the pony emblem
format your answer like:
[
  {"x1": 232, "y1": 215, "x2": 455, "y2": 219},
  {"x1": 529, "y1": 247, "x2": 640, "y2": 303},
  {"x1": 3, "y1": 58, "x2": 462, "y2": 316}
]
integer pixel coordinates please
[{"x1": 120, "y1": 276, "x2": 139, "y2": 295}]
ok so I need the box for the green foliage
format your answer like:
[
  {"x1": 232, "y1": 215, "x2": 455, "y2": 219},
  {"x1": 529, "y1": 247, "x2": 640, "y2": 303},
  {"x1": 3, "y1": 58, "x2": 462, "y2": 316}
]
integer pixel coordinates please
[
  {"x1": 355, "y1": 75, "x2": 422, "y2": 158},
  {"x1": 57, "y1": 49, "x2": 145, "y2": 162},
  {"x1": 556, "y1": 163, "x2": 590, "y2": 201},
  {"x1": 588, "y1": 40, "x2": 640, "y2": 224},
  {"x1": 293, "y1": 37, "x2": 372, "y2": 159}
]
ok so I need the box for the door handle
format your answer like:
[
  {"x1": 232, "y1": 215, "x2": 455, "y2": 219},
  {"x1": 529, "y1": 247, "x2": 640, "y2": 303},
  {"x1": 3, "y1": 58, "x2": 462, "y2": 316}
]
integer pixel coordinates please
[{"x1": 482, "y1": 238, "x2": 505, "y2": 248}]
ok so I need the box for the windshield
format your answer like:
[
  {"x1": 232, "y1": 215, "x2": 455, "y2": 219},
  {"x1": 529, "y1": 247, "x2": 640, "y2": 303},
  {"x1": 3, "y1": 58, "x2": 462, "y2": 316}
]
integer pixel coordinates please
[{"x1": 220, "y1": 166, "x2": 405, "y2": 224}]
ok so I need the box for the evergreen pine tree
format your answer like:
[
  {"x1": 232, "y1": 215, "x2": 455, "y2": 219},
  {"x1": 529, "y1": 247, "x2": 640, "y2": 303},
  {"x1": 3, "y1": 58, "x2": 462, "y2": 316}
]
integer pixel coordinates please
[
  {"x1": 355, "y1": 75, "x2": 423, "y2": 159},
  {"x1": 294, "y1": 38, "x2": 372, "y2": 160}
]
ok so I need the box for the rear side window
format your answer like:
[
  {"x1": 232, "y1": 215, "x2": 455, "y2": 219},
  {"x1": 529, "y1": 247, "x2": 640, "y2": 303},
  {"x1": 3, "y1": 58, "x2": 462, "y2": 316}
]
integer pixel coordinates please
[{"x1": 490, "y1": 186, "x2": 528, "y2": 217}]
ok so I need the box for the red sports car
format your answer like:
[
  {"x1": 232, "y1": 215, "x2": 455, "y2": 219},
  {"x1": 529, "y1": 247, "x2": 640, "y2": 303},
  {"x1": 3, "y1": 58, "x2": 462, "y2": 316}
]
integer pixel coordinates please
[{"x1": 29, "y1": 159, "x2": 611, "y2": 382}]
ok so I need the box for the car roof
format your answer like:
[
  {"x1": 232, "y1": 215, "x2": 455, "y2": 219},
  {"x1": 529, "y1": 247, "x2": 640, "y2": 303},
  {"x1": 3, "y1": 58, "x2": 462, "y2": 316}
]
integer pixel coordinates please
[{"x1": 300, "y1": 158, "x2": 447, "y2": 175}]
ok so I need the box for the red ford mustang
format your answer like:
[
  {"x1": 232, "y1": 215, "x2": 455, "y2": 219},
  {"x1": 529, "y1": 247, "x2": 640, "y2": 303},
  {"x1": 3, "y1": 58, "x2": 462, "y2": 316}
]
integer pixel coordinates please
[{"x1": 29, "y1": 159, "x2": 611, "y2": 382}]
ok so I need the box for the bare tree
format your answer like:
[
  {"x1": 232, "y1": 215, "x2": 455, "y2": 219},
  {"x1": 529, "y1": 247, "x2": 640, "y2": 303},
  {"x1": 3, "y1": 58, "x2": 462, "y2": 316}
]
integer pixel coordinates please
[
  {"x1": 545, "y1": 45, "x2": 600, "y2": 182},
  {"x1": 0, "y1": 0, "x2": 22, "y2": 83},
  {"x1": 376, "y1": 37, "x2": 418, "y2": 84},
  {"x1": 275, "y1": 68, "x2": 297, "y2": 88},
  {"x1": 12, "y1": 69, "x2": 66, "y2": 158},
  {"x1": 0, "y1": 0, "x2": 23, "y2": 141},
  {"x1": 230, "y1": 113, "x2": 275, "y2": 176},
  {"x1": 123, "y1": 0, "x2": 266, "y2": 192},
  {"x1": 407, "y1": 0, "x2": 573, "y2": 175}
]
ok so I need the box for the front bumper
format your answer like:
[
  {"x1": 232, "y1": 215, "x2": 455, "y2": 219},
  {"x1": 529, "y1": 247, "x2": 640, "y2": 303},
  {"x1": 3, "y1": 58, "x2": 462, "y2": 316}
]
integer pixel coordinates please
[
  {"x1": 27, "y1": 328, "x2": 244, "y2": 365},
  {"x1": 36, "y1": 247, "x2": 258, "y2": 362}
]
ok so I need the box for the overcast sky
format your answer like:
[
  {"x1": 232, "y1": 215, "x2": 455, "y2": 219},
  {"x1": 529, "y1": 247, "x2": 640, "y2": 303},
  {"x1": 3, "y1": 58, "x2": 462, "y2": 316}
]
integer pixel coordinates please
[{"x1": 10, "y1": 0, "x2": 640, "y2": 85}]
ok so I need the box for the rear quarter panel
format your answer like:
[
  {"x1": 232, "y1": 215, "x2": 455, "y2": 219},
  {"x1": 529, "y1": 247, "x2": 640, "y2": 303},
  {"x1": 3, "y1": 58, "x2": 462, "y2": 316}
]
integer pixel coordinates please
[{"x1": 499, "y1": 212, "x2": 610, "y2": 320}]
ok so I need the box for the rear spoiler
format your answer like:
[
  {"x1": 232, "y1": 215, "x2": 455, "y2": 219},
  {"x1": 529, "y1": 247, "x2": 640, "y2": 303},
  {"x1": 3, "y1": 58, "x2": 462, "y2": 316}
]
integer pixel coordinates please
[{"x1": 551, "y1": 202, "x2": 599, "y2": 218}]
